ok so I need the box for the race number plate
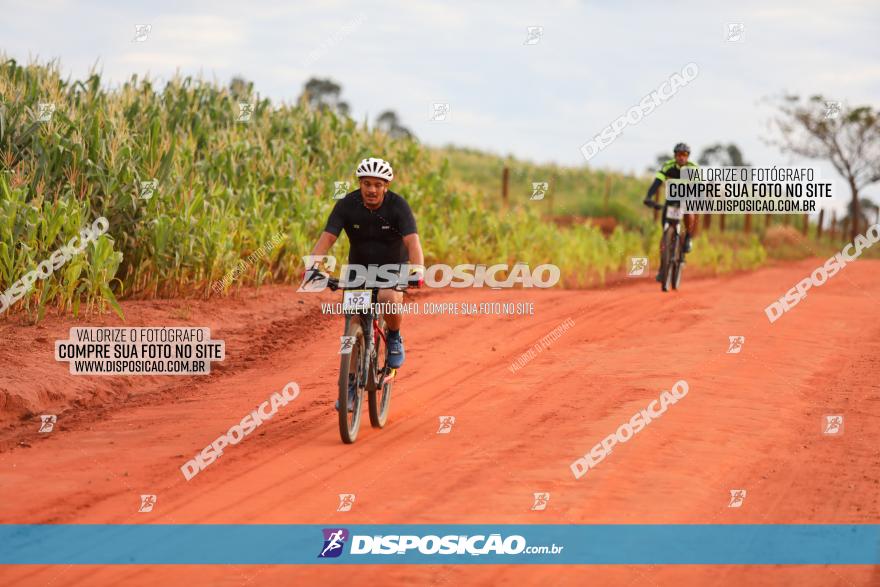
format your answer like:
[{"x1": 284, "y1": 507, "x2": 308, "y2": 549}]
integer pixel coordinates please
[
  {"x1": 666, "y1": 206, "x2": 683, "y2": 220},
  {"x1": 343, "y1": 290, "x2": 371, "y2": 312}
]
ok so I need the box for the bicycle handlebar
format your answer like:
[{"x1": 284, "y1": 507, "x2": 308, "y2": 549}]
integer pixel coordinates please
[{"x1": 311, "y1": 271, "x2": 421, "y2": 292}]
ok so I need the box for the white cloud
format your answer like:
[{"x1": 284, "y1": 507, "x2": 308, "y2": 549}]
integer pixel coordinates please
[{"x1": 2, "y1": 0, "x2": 877, "y2": 212}]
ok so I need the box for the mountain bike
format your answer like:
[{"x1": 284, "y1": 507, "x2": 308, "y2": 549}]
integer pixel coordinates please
[
  {"x1": 322, "y1": 274, "x2": 419, "y2": 444},
  {"x1": 649, "y1": 201, "x2": 686, "y2": 292}
]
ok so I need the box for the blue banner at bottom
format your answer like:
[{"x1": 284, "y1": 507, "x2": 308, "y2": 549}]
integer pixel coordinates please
[{"x1": 1, "y1": 524, "x2": 878, "y2": 564}]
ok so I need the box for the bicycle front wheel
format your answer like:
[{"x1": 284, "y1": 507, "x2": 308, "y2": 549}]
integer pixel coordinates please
[
  {"x1": 660, "y1": 227, "x2": 676, "y2": 292},
  {"x1": 338, "y1": 316, "x2": 366, "y2": 444},
  {"x1": 671, "y1": 255, "x2": 684, "y2": 290}
]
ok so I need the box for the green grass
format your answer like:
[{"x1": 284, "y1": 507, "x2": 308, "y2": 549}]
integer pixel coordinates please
[
  {"x1": 758, "y1": 223, "x2": 880, "y2": 261},
  {"x1": 432, "y1": 146, "x2": 651, "y2": 229}
]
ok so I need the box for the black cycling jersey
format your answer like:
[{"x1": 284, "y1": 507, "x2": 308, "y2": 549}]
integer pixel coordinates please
[
  {"x1": 655, "y1": 158, "x2": 699, "y2": 181},
  {"x1": 324, "y1": 189, "x2": 417, "y2": 266},
  {"x1": 647, "y1": 159, "x2": 700, "y2": 199}
]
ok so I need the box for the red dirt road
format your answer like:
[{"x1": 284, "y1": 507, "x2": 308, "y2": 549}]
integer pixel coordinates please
[{"x1": 1, "y1": 259, "x2": 879, "y2": 586}]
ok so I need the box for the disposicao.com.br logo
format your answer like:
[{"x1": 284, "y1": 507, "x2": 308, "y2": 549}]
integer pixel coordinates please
[
  {"x1": 317, "y1": 529, "x2": 563, "y2": 558},
  {"x1": 318, "y1": 528, "x2": 350, "y2": 558},
  {"x1": 299, "y1": 256, "x2": 560, "y2": 291}
]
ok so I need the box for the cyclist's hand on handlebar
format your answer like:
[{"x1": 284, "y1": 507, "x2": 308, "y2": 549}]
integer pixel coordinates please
[
  {"x1": 643, "y1": 198, "x2": 662, "y2": 210},
  {"x1": 407, "y1": 264, "x2": 425, "y2": 289}
]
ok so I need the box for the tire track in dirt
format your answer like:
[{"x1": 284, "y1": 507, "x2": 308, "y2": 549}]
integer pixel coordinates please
[{"x1": 1, "y1": 260, "x2": 878, "y2": 586}]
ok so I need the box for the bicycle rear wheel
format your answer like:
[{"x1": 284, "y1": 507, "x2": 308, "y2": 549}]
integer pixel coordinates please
[
  {"x1": 338, "y1": 316, "x2": 366, "y2": 444},
  {"x1": 368, "y1": 317, "x2": 392, "y2": 428}
]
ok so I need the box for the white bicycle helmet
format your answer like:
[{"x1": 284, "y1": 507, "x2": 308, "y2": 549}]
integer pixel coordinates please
[{"x1": 356, "y1": 157, "x2": 394, "y2": 181}]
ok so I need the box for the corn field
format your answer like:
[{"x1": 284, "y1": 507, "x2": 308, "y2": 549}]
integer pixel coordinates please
[{"x1": 0, "y1": 58, "x2": 768, "y2": 322}]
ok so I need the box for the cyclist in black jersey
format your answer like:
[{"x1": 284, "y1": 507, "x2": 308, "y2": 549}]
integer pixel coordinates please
[
  {"x1": 645, "y1": 143, "x2": 698, "y2": 253},
  {"x1": 643, "y1": 143, "x2": 699, "y2": 279},
  {"x1": 303, "y1": 157, "x2": 425, "y2": 371}
]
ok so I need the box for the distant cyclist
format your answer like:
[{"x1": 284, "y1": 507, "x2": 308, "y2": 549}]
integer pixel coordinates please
[
  {"x1": 643, "y1": 143, "x2": 699, "y2": 275},
  {"x1": 303, "y1": 157, "x2": 424, "y2": 371}
]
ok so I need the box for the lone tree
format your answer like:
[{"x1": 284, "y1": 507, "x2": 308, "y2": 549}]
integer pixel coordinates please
[
  {"x1": 698, "y1": 143, "x2": 750, "y2": 167},
  {"x1": 298, "y1": 78, "x2": 350, "y2": 116},
  {"x1": 698, "y1": 143, "x2": 751, "y2": 231},
  {"x1": 769, "y1": 95, "x2": 880, "y2": 239},
  {"x1": 647, "y1": 152, "x2": 668, "y2": 173},
  {"x1": 229, "y1": 76, "x2": 253, "y2": 100},
  {"x1": 845, "y1": 197, "x2": 879, "y2": 231},
  {"x1": 376, "y1": 110, "x2": 413, "y2": 139}
]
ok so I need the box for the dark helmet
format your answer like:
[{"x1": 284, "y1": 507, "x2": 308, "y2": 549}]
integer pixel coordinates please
[{"x1": 673, "y1": 142, "x2": 690, "y2": 154}]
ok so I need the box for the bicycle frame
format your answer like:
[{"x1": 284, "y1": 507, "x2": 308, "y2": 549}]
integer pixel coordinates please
[
  {"x1": 337, "y1": 284, "x2": 407, "y2": 389},
  {"x1": 661, "y1": 202, "x2": 683, "y2": 243},
  {"x1": 311, "y1": 266, "x2": 418, "y2": 384},
  {"x1": 343, "y1": 308, "x2": 394, "y2": 391}
]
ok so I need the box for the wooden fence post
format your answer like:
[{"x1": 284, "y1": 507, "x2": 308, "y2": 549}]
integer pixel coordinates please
[
  {"x1": 830, "y1": 210, "x2": 837, "y2": 241},
  {"x1": 801, "y1": 213, "x2": 808, "y2": 236},
  {"x1": 817, "y1": 209, "x2": 825, "y2": 239},
  {"x1": 744, "y1": 214, "x2": 751, "y2": 233}
]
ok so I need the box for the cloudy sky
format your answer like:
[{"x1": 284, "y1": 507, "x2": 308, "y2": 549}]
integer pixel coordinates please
[{"x1": 4, "y1": 0, "x2": 879, "y2": 210}]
